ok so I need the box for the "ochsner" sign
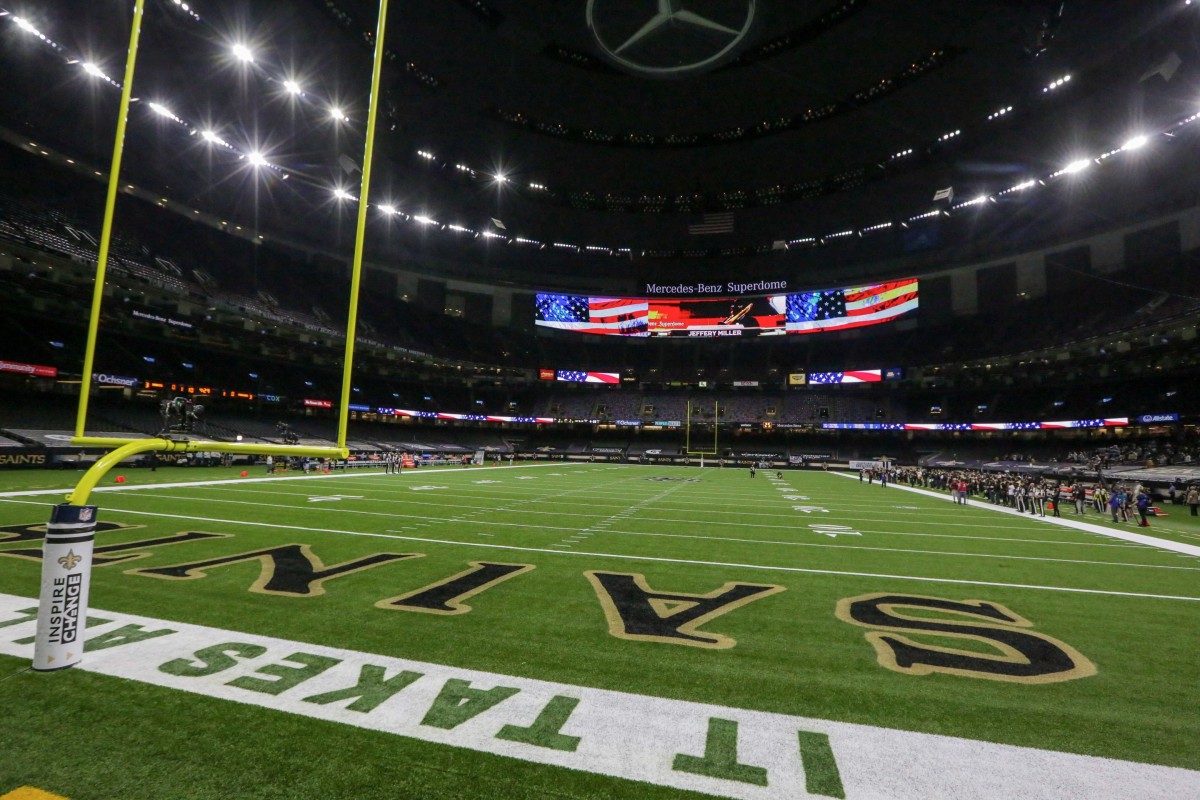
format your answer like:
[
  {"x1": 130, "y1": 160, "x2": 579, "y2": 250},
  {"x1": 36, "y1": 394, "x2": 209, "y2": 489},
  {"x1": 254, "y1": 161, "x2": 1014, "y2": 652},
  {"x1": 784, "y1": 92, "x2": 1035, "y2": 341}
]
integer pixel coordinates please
[{"x1": 95, "y1": 373, "x2": 140, "y2": 387}]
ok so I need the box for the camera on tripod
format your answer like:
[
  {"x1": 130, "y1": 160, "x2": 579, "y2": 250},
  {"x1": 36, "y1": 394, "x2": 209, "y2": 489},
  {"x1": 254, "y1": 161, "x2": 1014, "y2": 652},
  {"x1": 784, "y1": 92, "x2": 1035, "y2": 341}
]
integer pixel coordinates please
[
  {"x1": 275, "y1": 421, "x2": 299, "y2": 445},
  {"x1": 159, "y1": 396, "x2": 204, "y2": 435}
]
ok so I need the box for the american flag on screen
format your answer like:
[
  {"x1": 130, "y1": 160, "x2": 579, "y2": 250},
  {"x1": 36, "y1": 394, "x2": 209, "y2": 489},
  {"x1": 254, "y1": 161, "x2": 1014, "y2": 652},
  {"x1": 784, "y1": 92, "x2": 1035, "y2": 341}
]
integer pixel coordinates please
[
  {"x1": 535, "y1": 293, "x2": 648, "y2": 336},
  {"x1": 786, "y1": 279, "x2": 918, "y2": 334},
  {"x1": 556, "y1": 371, "x2": 621, "y2": 384},
  {"x1": 808, "y1": 370, "x2": 883, "y2": 384}
]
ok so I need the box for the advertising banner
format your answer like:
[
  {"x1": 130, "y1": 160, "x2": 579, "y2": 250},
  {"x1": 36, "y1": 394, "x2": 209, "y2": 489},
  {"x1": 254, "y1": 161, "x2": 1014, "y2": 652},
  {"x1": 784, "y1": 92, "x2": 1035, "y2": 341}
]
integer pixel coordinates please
[
  {"x1": 94, "y1": 373, "x2": 140, "y2": 387},
  {"x1": 0, "y1": 360, "x2": 57, "y2": 378}
]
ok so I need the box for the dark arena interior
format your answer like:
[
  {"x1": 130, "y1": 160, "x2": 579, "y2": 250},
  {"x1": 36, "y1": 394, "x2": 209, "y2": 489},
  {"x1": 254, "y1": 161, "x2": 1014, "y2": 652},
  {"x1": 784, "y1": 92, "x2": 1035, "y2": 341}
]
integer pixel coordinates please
[{"x1": 1, "y1": 2, "x2": 1199, "y2": 799}]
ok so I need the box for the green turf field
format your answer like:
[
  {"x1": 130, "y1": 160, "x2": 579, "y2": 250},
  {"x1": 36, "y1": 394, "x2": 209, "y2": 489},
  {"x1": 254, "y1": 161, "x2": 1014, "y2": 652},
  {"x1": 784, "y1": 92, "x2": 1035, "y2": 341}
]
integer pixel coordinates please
[{"x1": 1, "y1": 463, "x2": 1198, "y2": 799}]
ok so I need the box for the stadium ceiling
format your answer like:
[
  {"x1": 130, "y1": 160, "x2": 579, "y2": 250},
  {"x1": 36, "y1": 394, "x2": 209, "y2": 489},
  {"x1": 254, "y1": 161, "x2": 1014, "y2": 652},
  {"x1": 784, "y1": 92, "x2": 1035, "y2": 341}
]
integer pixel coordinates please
[{"x1": 0, "y1": 0, "x2": 1198, "y2": 277}]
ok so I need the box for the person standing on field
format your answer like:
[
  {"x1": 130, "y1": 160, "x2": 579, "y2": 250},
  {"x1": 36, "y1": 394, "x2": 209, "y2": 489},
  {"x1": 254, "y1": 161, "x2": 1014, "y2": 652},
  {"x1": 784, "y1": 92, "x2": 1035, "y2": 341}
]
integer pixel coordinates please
[
  {"x1": 1135, "y1": 491, "x2": 1152, "y2": 527},
  {"x1": 1109, "y1": 490, "x2": 1123, "y2": 522}
]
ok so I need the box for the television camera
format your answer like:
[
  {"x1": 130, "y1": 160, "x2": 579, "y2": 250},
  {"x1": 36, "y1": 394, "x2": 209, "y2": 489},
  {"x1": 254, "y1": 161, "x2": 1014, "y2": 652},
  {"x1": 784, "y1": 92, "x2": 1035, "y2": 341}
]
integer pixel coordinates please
[
  {"x1": 275, "y1": 421, "x2": 300, "y2": 445},
  {"x1": 159, "y1": 396, "x2": 204, "y2": 435}
]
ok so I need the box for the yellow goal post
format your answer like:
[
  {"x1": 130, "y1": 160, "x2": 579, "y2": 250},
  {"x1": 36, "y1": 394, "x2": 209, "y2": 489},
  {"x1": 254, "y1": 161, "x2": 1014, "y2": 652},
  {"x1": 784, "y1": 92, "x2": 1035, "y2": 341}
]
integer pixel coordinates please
[
  {"x1": 35, "y1": 0, "x2": 393, "y2": 673},
  {"x1": 685, "y1": 400, "x2": 719, "y2": 456}
]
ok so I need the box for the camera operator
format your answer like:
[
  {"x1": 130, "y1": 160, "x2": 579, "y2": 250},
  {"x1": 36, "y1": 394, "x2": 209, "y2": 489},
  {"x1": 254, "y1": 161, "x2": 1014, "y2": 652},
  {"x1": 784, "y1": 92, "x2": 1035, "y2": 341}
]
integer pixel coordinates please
[{"x1": 159, "y1": 396, "x2": 204, "y2": 435}]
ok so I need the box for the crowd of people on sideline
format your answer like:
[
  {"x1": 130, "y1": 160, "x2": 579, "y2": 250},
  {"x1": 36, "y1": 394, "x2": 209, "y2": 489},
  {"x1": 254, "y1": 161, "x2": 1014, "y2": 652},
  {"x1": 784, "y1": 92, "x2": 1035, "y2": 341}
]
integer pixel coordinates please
[{"x1": 878, "y1": 467, "x2": 1200, "y2": 525}]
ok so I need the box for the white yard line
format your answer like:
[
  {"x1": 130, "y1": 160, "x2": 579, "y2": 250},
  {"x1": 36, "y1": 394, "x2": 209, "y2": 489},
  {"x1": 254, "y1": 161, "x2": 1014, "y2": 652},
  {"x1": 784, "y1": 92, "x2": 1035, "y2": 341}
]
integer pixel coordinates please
[
  {"x1": 57, "y1": 487, "x2": 1177, "y2": 563},
  {"x1": 0, "y1": 498, "x2": 1195, "y2": 602},
  {"x1": 28, "y1": 490, "x2": 1177, "y2": 570},
  {"x1": 0, "y1": 461, "x2": 584, "y2": 499}
]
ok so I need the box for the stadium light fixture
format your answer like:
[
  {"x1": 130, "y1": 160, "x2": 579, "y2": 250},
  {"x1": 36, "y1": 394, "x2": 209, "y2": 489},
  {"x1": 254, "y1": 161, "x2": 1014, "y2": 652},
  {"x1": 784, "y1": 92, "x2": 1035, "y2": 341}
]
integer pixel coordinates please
[
  {"x1": 199, "y1": 130, "x2": 227, "y2": 147},
  {"x1": 283, "y1": 79, "x2": 302, "y2": 95},
  {"x1": 13, "y1": 16, "x2": 36, "y2": 34},
  {"x1": 148, "y1": 102, "x2": 173, "y2": 117},
  {"x1": 1043, "y1": 74, "x2": 1072, "y2": 93},
  {"x1": 330, "y1": 107, "x2": 348, "y2": 122},
  {"x1": 1063, "y1": 158, "x2": 1092, "y2": 174},
  {"x1": 378, "y1": 204, "x2": 397, "y2": 215},
  {"x1": 167, "y1": 0, "x2": 200, "y2": 20},
  {"x1": 247, "y1": 151, "x2": 269, "y2": 168},
  {"x1": 333, "y1": 187, "x2": 353, "y2": 200},
  {"x1": 82, "y1": 62, "x2": 105, "y2": 78},
  {"x1": 1122, "y1": 134, "x2": 1149, "y2": 151},
  {"x1": 231, "y1": 43, "x2": 254, "y2": 63}
]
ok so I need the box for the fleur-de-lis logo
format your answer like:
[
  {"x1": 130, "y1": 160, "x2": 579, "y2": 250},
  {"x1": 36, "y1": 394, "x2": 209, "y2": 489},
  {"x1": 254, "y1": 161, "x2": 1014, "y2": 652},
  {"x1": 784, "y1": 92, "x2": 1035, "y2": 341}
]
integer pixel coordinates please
[{"x1": 58, "y1": 549, "x2": 82, "y2": 570}]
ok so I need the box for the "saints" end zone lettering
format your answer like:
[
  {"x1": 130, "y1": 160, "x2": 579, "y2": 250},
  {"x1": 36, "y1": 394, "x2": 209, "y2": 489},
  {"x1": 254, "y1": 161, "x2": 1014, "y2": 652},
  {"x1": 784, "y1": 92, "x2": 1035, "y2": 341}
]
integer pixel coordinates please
[
  {"x1": 586, "y1": 571, "x2": 784, "y2": 649},
  {"x1": 835, "y1": 593, "x2": 1097, "y2": 683}
]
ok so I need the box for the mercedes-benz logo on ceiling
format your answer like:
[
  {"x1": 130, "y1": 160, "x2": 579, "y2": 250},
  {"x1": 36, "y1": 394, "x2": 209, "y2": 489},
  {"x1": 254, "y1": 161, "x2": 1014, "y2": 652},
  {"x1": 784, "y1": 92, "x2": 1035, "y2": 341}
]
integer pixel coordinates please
[{"x1": 587, "y1": 0, "x2": 757, "y2": 78}]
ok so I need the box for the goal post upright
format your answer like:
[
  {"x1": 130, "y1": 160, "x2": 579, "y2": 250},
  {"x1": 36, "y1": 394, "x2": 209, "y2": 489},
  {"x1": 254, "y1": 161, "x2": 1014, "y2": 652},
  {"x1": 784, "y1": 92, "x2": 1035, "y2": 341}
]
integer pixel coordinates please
[
  {"x1": 336, "y1": 0, "x2": 391, "y2": 451},
  {"x1": 73, "y1": 0, "x2": 146, "y2": 441}
]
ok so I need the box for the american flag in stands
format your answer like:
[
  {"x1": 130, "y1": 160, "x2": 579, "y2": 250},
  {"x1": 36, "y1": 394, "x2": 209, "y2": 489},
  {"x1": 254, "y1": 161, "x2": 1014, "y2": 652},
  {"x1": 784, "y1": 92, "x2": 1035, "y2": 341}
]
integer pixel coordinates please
[
  {"x1": 556, "y1": 371, "x2": 621, "y2": 384},
  {"x1": 535, "y1": 293, "x2": 648, "y2": 335},
  {"x1": 786, "y1": 278, "x2": 918, "y2": 333},
  {"x1": 687, "y1": 212, "x2": 735, "y2": 235}
]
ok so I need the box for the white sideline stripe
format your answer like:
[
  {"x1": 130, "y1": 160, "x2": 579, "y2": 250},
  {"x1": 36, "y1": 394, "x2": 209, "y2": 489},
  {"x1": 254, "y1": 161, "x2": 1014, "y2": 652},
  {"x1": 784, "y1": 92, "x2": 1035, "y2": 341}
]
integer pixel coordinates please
[
  {"x1": 829, "y1": 472, "x2": 1200, "y2": 557},
  {"x1": 74, "y1": 492, "x2": 1199, "y2": 573},
  {"x1": 0, "y1": 462, "x2": 583, "y2": 499},
  {"x1": 0, "y1": 499, "x2": 1195, "y2": 602},
  {"x1": 0, "y1": 594, "x2": 1196, "y2": 800}
]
